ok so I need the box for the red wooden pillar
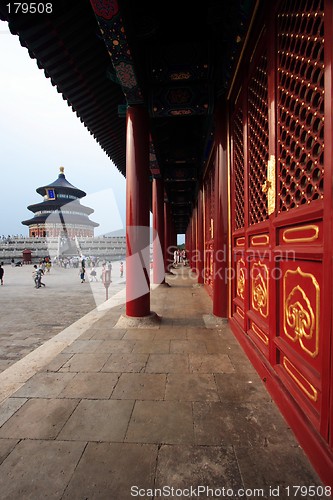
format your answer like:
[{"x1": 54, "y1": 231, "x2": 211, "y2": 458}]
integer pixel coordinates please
[
  {"x1": 191, "y1": 209, "x2": 197, "y2": 271},
  {"x1": 197, "y1": 190, "x2": 204, "y2": 283},
  {"x1": 213, "y1": 103, "x2": 228, "y2": 317},
  {"x1": 191, "y1": 212, "x2": 195, "y2": 270},
  {"x1": 185, "y1": 226, "x2": 190, "y2": 259},
  {"x1": 186, "y1": 222, "x2": 191, "y2": 266},
  {"x1": 126, "y1": 106, "x2": 151, "y2": 317},
  {"x1": 153, "y1": 178, "x2": 165, "y2": 284},
  {"x1": 164, "y1": 202, "x2": 171, "y2": 271}
]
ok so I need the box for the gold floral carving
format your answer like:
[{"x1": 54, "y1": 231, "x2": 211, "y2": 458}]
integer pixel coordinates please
[
  {"x1": 252, "y1": 261, "x2": 268, "y2": 318},
  {"x1": 283, "y1": 268, "x2": 319, "y2": 358},
  {"x1": 210, "y1": 218, "x2": 214, "y2": 239},
  {"x1": 262, "y1": 155, "x2": 276, "y2": 216},
  {"x1": 237, "y1": 258, "x2": 245, "y2": 299}
]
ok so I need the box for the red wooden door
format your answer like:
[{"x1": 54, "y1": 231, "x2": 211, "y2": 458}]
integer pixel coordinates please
[{"x1": 230, "y1": 0, "x2": 332, "y2": 449}]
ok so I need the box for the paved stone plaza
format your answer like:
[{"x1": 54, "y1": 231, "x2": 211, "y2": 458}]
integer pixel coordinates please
[
  {"x1": 0, "y1": 266, "x2": 326, "y2": 499},
  {"x1": 0, "y1": 262, "x2": 125, "y2": 373}
]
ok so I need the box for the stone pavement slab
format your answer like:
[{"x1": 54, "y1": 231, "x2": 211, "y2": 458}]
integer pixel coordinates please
[
  {"x1": 0, "y1": 398, "x2": 79, "y2": 439},
  {"x1": 62, "y1": 443, "x2": 158, "y2": 500},
  {"x1": 165, "y1": 373, "x2": 220, "y2": 401},
  {"x1": 0, "y1": 440, "x2": 86, "y2": 500},
  {"x1": 145, "y1": 353, "x2": 190, "y2": 373},
  {"x1": 155, "y1": 445, "x2": 244, "y2": 495},
  {"x1": 125, "y1": 400, "x2": 194, "y2": 444},
  {"x1": 59, "y1": 372, "x2": 120, "y2": 399},
  {"x1": 0, "y1": 438, "x2": 19, "y2": 465},
  {"x1": 111, "y1": 373, "x2": 166, "y2": 400},
  {"x1": 57, "y1": 399, "x2": 134, "y2": 442},
  {"x1": 12, "y1": 372, "x2": 76, "y2": 398},
  {"x1": 102, "y1": 352, "x2": 148, "y2": 372}
]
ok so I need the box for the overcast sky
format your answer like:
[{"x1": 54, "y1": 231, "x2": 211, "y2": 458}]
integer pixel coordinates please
[{"x1": 0, "y1": 20, "x2": 127, "y2": 237}]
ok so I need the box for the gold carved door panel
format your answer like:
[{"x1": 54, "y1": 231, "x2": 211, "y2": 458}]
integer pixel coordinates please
[{"x1": 230, "y1": 0, "x2": 330, "y2": 438}]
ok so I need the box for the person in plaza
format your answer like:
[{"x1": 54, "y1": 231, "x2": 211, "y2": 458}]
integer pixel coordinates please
[
  {"x1": 32, "y1": 264, "x2": 45, "y2": 288},
  {"x1": 173, "y1": 249, "x2": 178, "y2": 267},
  {"x1": 79, "y1": 265, "x2": 86, "y2": 283},
  {"x1": 0, "y1": 263, "x2": 4, "y2": 285},
  {"x1": 80, "y1": 254, "x2": 86, "y2": 270},
  {"x1": 89, "y1": 266, "x2": 98, "y2": 282},
  {"x1": 100, "y1": 262, "x2": 106, "y2": 281},
  {"x1": 120, "y1": 261, "x2": 124, "y2": 278}
]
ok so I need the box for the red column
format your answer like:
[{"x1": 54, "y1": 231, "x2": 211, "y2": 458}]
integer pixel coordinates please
[
  {"x1": 164, "y1": 202, "x2": 171, "y2": 271},
  {"x1": 191, "y1": 208, "x2": 197, "y2": 272},
  {"x1": 185, "y1": 226, "x2": 189, "y2": 258},
  {"x1": 197, "y1": 189, "x2": 204, "y2": 284},
  {"x1": 153, "y1": 178, "x2": 165, "y2": 284},
  {"x1": 188, "y1": 215, "x2": 193, "y2": 269},
  {"x1": 126, "y1": 106, "x2": 151, "y2": 317},
  {"x1": 213, "y1": 103, "x2": 228, "y2": 317}
]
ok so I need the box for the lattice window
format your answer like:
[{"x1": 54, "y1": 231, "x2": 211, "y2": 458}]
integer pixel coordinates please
[
  {"x1": 277, "y1": 0, "x2": 324, "y2": 212},
  {"x1": 233, "y1": 107, "x2": 245, "y2": 229},
  {"x1": 248, "y1": 53, "x2": 269, "y2": 224}
]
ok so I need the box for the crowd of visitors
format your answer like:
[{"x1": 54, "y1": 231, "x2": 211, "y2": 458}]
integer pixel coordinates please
[
  {"x1": 0, "y1": 252, "x2": 125, "y2": 289},
  {"x1": 173, "y1": 248, "x2": 188, "y2": 266}
]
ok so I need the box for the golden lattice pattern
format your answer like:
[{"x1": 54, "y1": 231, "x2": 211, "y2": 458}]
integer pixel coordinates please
[
  {"x1": 233, "y1": 107, "x2": 245, "y2": 229},
  {"x1": 248, "y1": 54, "x2": 269, "y2": 224},
  {"x1": 277, "y1": 0, "x2": 324, "y2": 212}
]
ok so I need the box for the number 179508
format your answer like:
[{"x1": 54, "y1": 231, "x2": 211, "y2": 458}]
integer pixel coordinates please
[
  {"x1": 6, "y1": 3, "x2": 53, "y2": 14},
  {"x1": 285, "y1": 485, "x2": 331, "y2": 497}
]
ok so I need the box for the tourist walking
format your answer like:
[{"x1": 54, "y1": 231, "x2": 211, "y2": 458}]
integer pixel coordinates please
[
  {"x1": 120, "y1": 261, "x2": 124, "y2": 278},
  {"x1": 173, "y1": 249, "x2": 178, "y2": 267},
  {"x1": 89, "y1": 266, "x2": 98, "y2": 282},
  {"x1": 0, "y1": 263, "x2": 4, "y2": 285},
  {"x1": 32, "y1": 264, "x2": 45, "y2": 288},
  {"x1": 79, "y1": 266, "x2": 86, "y2": 283}
]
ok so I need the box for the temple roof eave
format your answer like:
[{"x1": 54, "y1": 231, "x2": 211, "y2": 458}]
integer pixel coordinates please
[
  {"x1": 35, "y1": 172, "x2": 86, "y2": 199},
  {"x1": 36, "y1": 185, "x2": 86, "y2": 198},
  {"x1": 26, "y1": 200, "x2": 95, "y2": 215},
  {"x1": 21, "y1": 215, "x2": 99, "y2": 227}
]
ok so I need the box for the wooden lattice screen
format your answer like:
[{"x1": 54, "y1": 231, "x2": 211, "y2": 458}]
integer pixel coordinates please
[{"x1": 277, "y1": 0, "x2": 324, "y2": 211}]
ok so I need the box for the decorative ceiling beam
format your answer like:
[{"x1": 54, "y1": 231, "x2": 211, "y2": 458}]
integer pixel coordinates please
[
  {"x1": 90, "y1": 0, "x2": 160, "y2": 176},
  {"x1": 89, "y1": 0, "x2": 143, "y2": 105}
]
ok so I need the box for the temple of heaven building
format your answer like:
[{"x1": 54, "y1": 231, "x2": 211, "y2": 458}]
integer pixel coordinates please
[{"x1": 22, "y1": 167, "x2": 99, "y2": 238}]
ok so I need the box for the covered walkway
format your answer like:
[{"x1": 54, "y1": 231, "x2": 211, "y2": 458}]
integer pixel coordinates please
[{"x1": 0, "y1": 268, "x2": 323, "y2": 499}]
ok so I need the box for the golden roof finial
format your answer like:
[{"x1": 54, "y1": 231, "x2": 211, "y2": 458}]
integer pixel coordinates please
[{"x1": 59, "y1": 166, "x2": 65, "y2": 174}]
